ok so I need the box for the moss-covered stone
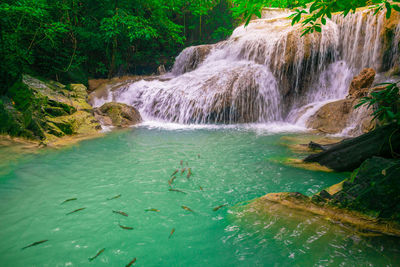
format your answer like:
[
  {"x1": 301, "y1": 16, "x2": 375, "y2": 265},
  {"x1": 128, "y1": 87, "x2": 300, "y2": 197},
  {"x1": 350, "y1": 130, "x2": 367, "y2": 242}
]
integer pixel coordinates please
[
  {"x1": 2, "y1": 75, "x2": 101, "y2": 145},
  {"x1": 94, "y1": 102, "x2": 141, "y2": 128},
  {"x1": 330, "y1": 157, "x2": 400, "y2": 221}
]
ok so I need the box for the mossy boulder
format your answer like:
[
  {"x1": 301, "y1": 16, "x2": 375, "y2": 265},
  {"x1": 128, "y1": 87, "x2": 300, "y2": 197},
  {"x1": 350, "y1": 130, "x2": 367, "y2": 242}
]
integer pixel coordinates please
[
  {"x1": 94, "y1": 102, "x2": 142, "y2": 127},
  {"x1": 330, "y1": 157, "x2": 400, "y2": 221},
  {"x1": 1, "y1": 75, "x2": 101, "y2": 144}
]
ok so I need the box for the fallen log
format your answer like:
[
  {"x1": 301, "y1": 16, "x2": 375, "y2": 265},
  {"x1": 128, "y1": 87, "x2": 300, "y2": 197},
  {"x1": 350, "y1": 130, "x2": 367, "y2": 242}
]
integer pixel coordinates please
[{"x1": 304, "y1": 124, "x2": 400, "y2": 172}]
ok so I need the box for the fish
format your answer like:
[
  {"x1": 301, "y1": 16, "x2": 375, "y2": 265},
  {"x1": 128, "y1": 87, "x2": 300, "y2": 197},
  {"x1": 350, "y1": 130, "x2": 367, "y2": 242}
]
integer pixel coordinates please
[
  {"x1": 186, "y1": 168, "x2": 192, "y2": 179},
  {"x1": 61, "y1": 198, "x2": 77, "y2": 204},
  {"x1": 66, "y1": 207, "x2": 86, "y2": 215},
  {"x1": 181, "y1": 205, "x2": 194, "y2": 212},
  {"x1": 199, "y1": 186, "x2": 203, "y2": 191},
  {"x1": 169, "y1": 228, "x2": 175, "y2": 239},
  {"x1": 113, "y1": 210, "x2": 128, "y2": 217},
  {"x1": 107, "y1": 194, "x2": 121, "y2": 200},
  {"x1": 89, "y1": 248, "x2": 105, "y2": 262},
  {"x1": 197, "y1": 154, "x2": 200, "y2": 158},
  {"x1": 119, "y1": 224, "x2": 134, "y2": 230},
  {"x1": 126, "y1": 257, "x2": 137, "y2": 267},
  {"x1": 168, "y1": 188, "x2": 186, "y2": 194},
  {"x1": 145, "y1": 208, "x2": 160, "y2": 212},
  {"x1": 171, "y1": 169, "x2": 179, "y2": 176},
  {"x1": 21, "y1": 240, "x2": 48, "y2": 250},
  {"x1": 180, "y1": 160, "x2": 183, "y2": 166},
  {"x1": 180, "y1": 168, "x2": 186, "y2": 175},
  {"x1": 168, "y1": 176, "x2": 177, "y2": 186},
  {"x1": 213, "y1": 204, "x2": 227, "y2": 211}
]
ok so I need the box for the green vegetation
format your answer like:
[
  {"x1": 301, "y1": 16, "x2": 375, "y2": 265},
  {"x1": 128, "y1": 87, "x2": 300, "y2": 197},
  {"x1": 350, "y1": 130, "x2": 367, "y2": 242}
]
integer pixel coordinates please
[{"x1": 0, "y1": 0, "x2": 236, "y2": 93}]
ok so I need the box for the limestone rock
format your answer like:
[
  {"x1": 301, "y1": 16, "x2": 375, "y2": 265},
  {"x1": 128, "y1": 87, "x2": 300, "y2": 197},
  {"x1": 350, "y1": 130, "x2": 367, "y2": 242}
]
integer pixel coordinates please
[
  {"x1": 306, "y1": 98, "x2": 374, "y2": 135},
  {"x1": 94, "y1": 102, "x2": 141, "y2": 127},
  {"x1": 306, "y1": 99, "x2": 353, "y2": 134},
  {"x1": 347, "y1": 68, "x2": 376, "y2": 99},
  {"x1": 2, "y1": 75, "x2": 102, "y2": 143},
  {"x1": 171, "y1": 44, "x2": 213, "y2": 75}
]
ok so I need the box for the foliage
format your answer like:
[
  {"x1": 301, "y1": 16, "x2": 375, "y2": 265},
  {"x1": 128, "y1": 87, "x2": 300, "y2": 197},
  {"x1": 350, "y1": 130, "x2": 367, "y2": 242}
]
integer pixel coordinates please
[
  {"x1": 232, "y1": 0, "x2": 400, "y2": 32},
  {"x1": 355, "y1": 81, "x2": 400, "y2": 126},
  {"x1": 0, "y1": 0, "x2": 237, "y2": 96}
]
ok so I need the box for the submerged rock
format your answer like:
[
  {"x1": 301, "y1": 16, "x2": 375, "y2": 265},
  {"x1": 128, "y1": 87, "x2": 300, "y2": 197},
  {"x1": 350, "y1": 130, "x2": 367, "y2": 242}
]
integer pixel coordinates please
[
  {"x1": 94, "y1": 102, "x2": 141, "y2": 128},
  {"x1": 248, "y1": 191, "x2": 400, "y2": 237}
]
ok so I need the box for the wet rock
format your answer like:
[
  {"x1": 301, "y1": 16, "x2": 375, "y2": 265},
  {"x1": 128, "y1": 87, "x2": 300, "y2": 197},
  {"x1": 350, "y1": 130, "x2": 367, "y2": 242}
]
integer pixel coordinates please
[
  {"x1": 94, "y1": 102, "x2": 141, "y2": 127},
  {"x1": 171, "y1": 45, "x2": 213, "y2": 75},
  {"x1": 306, "y1": 98, "x2": 374, "y2": 135},
  {"x1": 347, "y1": 68, "x2": 376, "y2": 99},
  {"x1": 157, "y1": 65, "x2": 166, "y2": 75},
  {"x1": 306, "y1": 99, "x2": 353, "y2": 134},
  {"x1": 249, "y1": 191, "x2": 400, "y2": 236}
]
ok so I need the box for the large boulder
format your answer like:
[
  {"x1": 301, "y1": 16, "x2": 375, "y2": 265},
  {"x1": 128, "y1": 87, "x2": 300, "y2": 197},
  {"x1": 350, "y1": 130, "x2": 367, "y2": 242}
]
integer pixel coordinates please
[
  {"x1": 1, "y1": 75, "x2": 101, "y2": 143},
  {"x1": 94, "y1": 102, "x2": 141, "y2": 127},
  {"x1": 306, "y1": 99, "x2": 374, "y2": 135},
  {"x1": 332, "y1": 157, "x2": 400, "y2": 221},
  {"x1": 347, "y1": 68, "x2": 376, "y2": 99}
]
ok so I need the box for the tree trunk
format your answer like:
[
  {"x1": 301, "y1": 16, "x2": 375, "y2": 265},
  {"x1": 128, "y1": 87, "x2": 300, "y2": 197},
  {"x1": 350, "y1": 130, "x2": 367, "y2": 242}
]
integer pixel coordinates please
[{"x1": 304, "y1": 124, "x2": 400, "y2": 172}]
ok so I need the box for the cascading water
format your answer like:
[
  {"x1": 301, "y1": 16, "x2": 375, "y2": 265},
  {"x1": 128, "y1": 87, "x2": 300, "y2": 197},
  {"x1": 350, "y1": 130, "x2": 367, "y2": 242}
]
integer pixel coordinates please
[{"x1": 91, "y1": 7, "x2": 400, "y2": 132}]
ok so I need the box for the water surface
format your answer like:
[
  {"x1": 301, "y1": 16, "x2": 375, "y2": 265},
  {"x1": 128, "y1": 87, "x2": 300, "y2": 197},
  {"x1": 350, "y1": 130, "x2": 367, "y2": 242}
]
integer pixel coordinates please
[{"x1": 0, "y1": 126, "x2": 398, "y2": 266}]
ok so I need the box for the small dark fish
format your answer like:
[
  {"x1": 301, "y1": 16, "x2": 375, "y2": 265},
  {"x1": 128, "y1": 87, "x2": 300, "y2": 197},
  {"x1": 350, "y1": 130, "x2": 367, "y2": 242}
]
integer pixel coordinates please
[
  {"x1": 61, "y1": 198, "x2": 77, "y2": 204},
  {"x1": 168, "y1": 188, "x2": 186, "y2": 194},
  {"x1": 89, "y1": 248, "x2": 105, "y2": 262},
  {"x1": 168, "y1": 176, "x2": 177, "y2": 186},
  {"x1": 180, "y1": 160, "x2": 183, "y2": 166},
  {"x1": 171, "y1": 169, "x2": 179, "y2": 176},
  {"x1": 181, "y1": 205, "x2": 194, "y2": 212},
  {"x1": 126, "y1": 257, "x2": 137, "y2": 267},
  {"x1": 180, "y1": 168, "x2": 186, "y2": 175},
  {"x1": 213, "y1": 204, "x2": 227, "y2": 211},
  {"x1": 119, "y1": 224, "x2": 134, "y2": 230},
  {"x1": 199, "y1": 186, "x2": 203, "y2": 191},
  {"x1": 145, "y1": 208, "x2": 160, "y2": 212},
  {"x1": 66, "y1": 207, "x2": 86, "y2": 215},
  {"x1": 107, "y1": 194, "x2": 121, "y2": 200},
  {"x1": 113, "y1": 210, "x2": 128, "y2": 217},
  {"x1": 169, "y1": 228, "x2": 175, "y2": 239},
  {"x1": 197, "y1": 154, "x2": 200, "y2": 158},
  {"x1": 186, "y1": 168, "x2": 192, "y2": 179},
  {"x1": 22, "y1": 240, "x2": 48, "y2": 250}
]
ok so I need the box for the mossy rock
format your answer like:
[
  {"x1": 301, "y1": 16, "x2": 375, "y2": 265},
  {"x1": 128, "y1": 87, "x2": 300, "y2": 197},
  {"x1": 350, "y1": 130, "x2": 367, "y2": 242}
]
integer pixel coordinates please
[
  {"x1": 3, "y1": 75, "x2": 101, "y2": 142},
  {"x1": 94, "y1": 102, "x2": 142, "y2": 128},
  {"x1": 331, "y1": 157, "x2": 400, "y2": 221}
]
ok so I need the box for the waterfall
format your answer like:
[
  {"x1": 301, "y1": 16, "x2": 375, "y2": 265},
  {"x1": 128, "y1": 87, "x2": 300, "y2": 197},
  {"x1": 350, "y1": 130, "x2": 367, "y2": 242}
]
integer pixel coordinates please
[{"x1": 91, "y1": 7, "x2": 400, "y2": 128}]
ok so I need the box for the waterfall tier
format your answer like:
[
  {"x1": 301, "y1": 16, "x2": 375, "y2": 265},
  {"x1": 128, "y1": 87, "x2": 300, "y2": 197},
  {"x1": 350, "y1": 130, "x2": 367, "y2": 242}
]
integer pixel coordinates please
[{"x1": 91, "y1": 7, "x2": 400, "y2": 131}]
